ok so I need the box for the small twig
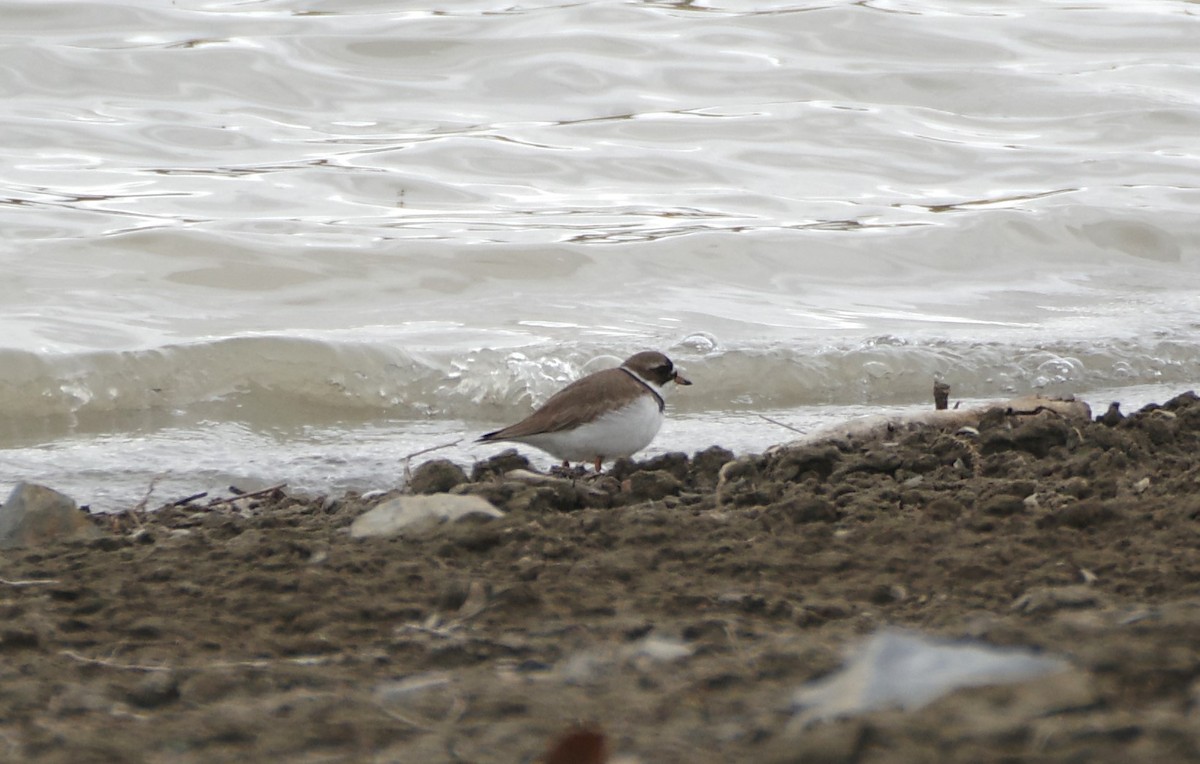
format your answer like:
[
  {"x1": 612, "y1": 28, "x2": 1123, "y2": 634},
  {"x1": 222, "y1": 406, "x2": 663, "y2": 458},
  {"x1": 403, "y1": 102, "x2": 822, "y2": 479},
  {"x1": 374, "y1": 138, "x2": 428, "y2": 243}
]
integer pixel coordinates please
[
  {"x1": 377, "y1": 706, "x2": 435, "y2": 731},
  {"x1": 0, "y1": 577, "x2": 59, "y2": 587},
  {"x1": 132, "y1": 475, "x2": 166, "y2": 514},
  {"x1": 59, "y1": 649, "x2": 335, "y2": 672},
  {"x1": 59, "y1": 650, "x2": 172, "y2": 672},
  {"x1": 757, "y1": 414, "x2": 805, "y2": 435},
  {"x1": 205, "y1": 483, "x2": 286, "y2": 509},
  {"x1": 395, "y1": 622, "x2": 462, "y2": 639},
  {"x1": 402, "y1": 439, "x2": 463, "y2": 482},
  {"x1": 403, "y1": 439, "x2": 464, "y2": 464}
]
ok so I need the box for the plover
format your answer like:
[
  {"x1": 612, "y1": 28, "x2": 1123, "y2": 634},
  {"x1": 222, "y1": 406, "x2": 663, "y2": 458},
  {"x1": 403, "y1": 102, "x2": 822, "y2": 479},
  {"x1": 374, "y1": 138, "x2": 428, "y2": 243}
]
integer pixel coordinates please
[{"x1": 477, "y1": 351, "x2": 692, "y2": 472}]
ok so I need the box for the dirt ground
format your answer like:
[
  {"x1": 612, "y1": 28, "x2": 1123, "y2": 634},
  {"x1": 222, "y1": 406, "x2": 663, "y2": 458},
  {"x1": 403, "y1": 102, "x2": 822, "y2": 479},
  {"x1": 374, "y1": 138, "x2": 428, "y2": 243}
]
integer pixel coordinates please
[{"x1": 2, "y1": 392, "x2": 1200, "y2": 763}]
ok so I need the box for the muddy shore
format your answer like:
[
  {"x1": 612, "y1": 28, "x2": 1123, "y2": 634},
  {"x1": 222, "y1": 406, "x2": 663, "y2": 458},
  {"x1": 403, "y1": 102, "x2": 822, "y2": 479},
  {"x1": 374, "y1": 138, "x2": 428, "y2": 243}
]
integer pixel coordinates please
[{"x1": 2, "y1": 392, "x2": 1199, "y2": 763}]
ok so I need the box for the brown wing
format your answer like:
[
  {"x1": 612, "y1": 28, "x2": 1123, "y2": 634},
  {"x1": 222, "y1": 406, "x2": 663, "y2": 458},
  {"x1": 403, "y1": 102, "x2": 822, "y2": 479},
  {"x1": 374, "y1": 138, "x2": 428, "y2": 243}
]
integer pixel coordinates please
[{"x1": 479, "y1": 368, "x2": 646, "y2": 441}]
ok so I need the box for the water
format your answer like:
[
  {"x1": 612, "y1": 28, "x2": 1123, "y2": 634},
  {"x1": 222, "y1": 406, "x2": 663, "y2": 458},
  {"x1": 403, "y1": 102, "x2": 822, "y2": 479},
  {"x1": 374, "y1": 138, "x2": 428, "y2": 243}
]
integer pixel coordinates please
[{"x1": 2, "y1": 0, "x2": 1199, "y2": 511}]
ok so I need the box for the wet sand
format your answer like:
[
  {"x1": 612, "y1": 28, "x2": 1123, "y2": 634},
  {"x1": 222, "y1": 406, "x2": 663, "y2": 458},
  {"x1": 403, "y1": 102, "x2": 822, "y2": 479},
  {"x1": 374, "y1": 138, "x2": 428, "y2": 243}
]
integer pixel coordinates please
[{"x1": 2, "y1": 393, "x2": 1199, "y2": 763}]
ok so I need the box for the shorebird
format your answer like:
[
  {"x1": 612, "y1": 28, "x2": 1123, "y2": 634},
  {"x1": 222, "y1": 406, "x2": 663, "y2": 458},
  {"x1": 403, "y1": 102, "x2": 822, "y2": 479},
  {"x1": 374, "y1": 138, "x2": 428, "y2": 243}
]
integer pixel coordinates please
[{"x1": 477, "y1": 351, "x2": 691, "y2": 472}]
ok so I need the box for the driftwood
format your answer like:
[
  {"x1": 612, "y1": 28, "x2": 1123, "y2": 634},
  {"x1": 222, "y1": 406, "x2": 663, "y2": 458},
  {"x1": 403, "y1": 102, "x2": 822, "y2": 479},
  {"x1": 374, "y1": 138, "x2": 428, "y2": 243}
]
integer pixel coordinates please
[
  {"x1": 789, "y1": 394, "x2": 1093, "y2": 447},
  {"x1": 203, "y1": 483, "x2": 287, "y2": 509},
  {"x1": 172, "y1": 491, "x2": 208, "y2": 506}
]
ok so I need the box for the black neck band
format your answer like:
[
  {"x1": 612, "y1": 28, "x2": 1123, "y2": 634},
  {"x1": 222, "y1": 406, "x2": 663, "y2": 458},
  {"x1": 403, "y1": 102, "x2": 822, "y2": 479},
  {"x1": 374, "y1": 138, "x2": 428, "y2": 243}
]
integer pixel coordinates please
[{"x1": 619, "y1": 367, "x2": 665, "y2": 412}]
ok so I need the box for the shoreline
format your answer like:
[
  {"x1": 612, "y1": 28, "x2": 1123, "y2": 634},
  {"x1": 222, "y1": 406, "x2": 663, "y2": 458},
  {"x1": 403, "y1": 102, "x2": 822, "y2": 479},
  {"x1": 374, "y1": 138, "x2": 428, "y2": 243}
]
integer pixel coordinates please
[{"x1": 1, "y1": 391, "x2": 1198, "y2": 762}]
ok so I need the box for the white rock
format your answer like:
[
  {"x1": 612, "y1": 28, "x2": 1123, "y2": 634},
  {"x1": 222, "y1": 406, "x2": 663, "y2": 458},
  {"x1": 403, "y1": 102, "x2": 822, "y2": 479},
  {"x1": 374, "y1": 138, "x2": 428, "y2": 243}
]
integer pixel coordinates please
[
  {"x1": 349, "y1": 494, "x2": 503, "y2": 539},
  {"x1": 628, "y1": 634, "x2": 693, "y2": 664},
  {"x1": 791, "y1": 628, "x2": 1066, "y2": 726}
]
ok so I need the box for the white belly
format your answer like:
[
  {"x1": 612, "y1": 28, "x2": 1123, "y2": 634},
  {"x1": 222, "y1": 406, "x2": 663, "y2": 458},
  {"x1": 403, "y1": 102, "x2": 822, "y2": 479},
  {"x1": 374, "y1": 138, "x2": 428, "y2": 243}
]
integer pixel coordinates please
[{"x1": 515, "y1": 395, "x2": 664, "y2": 462}]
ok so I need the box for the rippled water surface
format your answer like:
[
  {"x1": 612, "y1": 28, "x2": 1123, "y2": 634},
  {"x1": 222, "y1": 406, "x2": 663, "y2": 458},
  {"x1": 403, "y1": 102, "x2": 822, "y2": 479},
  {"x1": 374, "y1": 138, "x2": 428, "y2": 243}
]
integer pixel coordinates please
[{"x1": 2, "y1": 0, "x2": 1199, "y2": 509}]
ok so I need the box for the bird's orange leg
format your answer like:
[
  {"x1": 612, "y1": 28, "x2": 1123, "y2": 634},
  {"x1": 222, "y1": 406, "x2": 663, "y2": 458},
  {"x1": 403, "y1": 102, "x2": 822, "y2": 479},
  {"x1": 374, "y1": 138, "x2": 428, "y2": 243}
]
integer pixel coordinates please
[{"x1": 593, "y1": 456, "x2": 603, "y2": 473}]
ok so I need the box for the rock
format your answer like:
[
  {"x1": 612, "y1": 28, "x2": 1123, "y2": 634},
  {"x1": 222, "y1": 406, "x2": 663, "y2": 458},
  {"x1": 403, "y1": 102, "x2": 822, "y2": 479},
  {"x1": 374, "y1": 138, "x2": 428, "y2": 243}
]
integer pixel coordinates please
[
  {"x1": 625, "y1": 470, "x2": 682, "y2": 501},
  {"x1": 980, "y1": 414, "x2": 1076, "y2": 459},
  {"x1": 408, "y1": 459, "x2": 468, "y2": 494},
  {"x1": 470, "y1": 449, "x2": 530, "y2": 481},
  {"x1": 717, "y1": 456, "x2": 764, "y2": 506},
  {"x1": 1012, "y1": 585, "x2": 1104, "y2": 614},
  {"x1": 924, "y1": 496, "x2": 965, "y2": 520},
  {"x1": 1059, "y1": 476, "x2": 1092, "y2": 499},
  {"x1": 1038, "y1": 500, "x2": 1121, "y2": 530},
  {"x1": 349, "y1": 495, "x2": 503, "y2": 539},
  {"x1": 770, "y1": 445, "x2": 841, "y2": 483},
  {"x1": 125, "y1": 671, "x2": 179, "y2": 709},
  {"x1": 627, "y1": 634, "x2": 693, "y2": 664},
  {"x1": 503, "y1": 469, "x2": 571, "y2": 486},
  {"x1": 790, "y1": 629, "x2": 1067, "y2": 726},
  {"x1": 692, "y1": 445, "x2": 735, "y2": 484},
  {"x1": 640, "y1": 452, "x2": 691, "y2": 480},
  {"x1": 0, "y1": 482, "x2": 100, "y2": 550},
  {"x1": 451, "y1": 481, "x2": 517, "y2": 507},
  {"x1": 504, "y1": 483, "x2": 584, "y2": 514},
  {"x1": 1099, "y1": 402, "x2": 1124, "y2": 427},
  {"x1": 1161, "y1": 390, "x2": 1199, "y2": 411},
  {"x1": 981, "y1": 495, "x2": 1027, "y2": 517},
  {"x1": 833, "y1": 449, "x2": 902, "y2": 478},
  {"x1": 771, "y1": 495, "x2": 840, "y2": 524}
]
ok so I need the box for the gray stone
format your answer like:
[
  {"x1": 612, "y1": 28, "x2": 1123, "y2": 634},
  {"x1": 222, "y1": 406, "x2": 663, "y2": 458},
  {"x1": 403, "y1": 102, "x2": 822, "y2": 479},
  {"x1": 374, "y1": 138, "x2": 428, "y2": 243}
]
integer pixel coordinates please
[
  {"x1": 0, "y1": 482, "x2": 100, "y2": 550},
  {"x1": 350, "y1": 494, "x2": 503, "y2": 539},
  {"x1": 408, "y1": 459, "x2": 468, "y2": 494}
]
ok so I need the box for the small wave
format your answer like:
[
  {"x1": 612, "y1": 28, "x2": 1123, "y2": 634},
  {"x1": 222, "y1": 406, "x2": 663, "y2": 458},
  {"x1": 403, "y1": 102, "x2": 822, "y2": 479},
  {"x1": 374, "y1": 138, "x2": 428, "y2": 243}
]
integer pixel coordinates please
[{"x1": 2, "y1": 336, "x2": 1196, "y2": 437}]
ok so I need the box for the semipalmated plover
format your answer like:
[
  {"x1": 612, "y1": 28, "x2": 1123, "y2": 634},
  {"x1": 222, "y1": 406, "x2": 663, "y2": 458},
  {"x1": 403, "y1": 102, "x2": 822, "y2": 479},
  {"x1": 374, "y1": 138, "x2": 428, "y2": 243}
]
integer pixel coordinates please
[{"x1": 477, "y1": 351, "x2": 692, "y2": 472}]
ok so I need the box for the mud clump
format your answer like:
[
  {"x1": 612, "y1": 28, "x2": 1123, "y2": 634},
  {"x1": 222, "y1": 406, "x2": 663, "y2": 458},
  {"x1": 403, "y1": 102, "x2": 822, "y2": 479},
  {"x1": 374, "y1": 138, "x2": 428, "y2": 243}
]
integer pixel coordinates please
[{"x1": 2, "y1": 392, "x2": 1200, "y2": 762}]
